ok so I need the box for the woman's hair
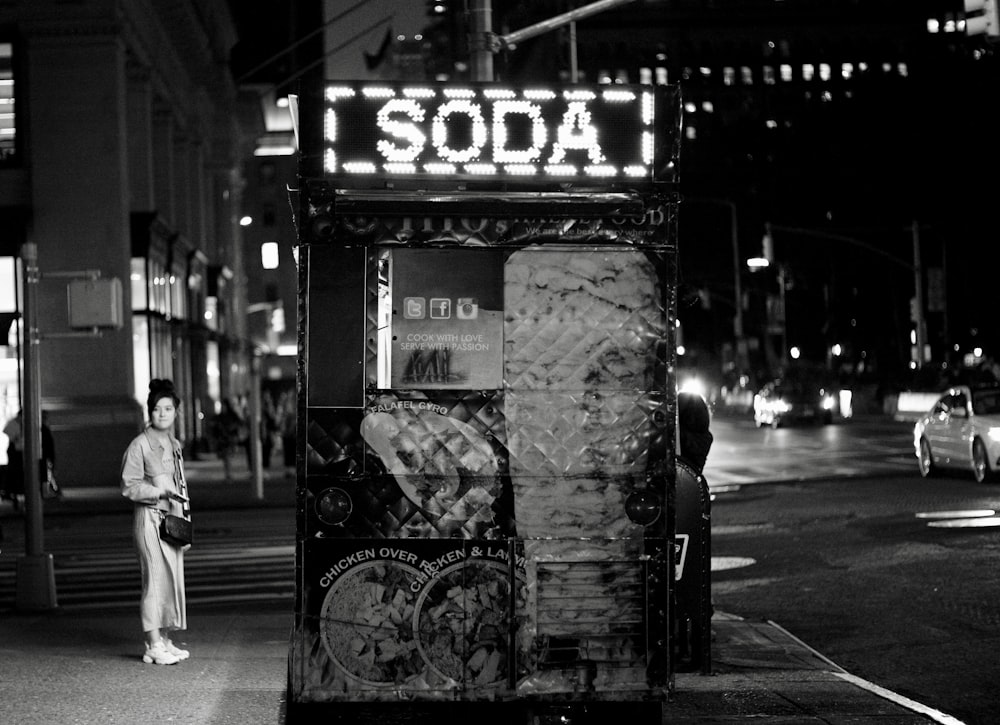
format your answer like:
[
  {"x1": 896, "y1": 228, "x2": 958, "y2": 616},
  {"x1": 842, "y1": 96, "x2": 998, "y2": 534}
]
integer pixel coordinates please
[{"x1": 147, "y1": 378, "x2": 181, "y2": 418}]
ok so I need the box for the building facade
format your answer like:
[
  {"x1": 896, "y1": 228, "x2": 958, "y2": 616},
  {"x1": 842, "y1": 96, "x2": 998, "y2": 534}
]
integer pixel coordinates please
[
  {"x1": 479, "y1": 0, "x2": 998, "y2": 386},
  {"x1": 0, "y1": 0, "x2": 257, "y2": 487}
]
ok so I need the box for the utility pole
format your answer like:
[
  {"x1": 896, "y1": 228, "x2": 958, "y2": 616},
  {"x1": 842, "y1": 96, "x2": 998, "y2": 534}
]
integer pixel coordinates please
[
  {"x1": 686, "y1": 197, "x2": 747, "y2": 374},
  {"x1": 16, "y1": 242, "x2": 58, "y2": 611},
  {"x1": 912, "y1": 220, "x2": 926, "y2": 369},
  {"x1": 469, "y1": 0, "x2": 494, "y2": 82},
  {"x1": 249, "y1": 352, "x2": 264, "y2": 500},
  {"x1": 468, "y1": 0, "x2": 638, "y2": 82}
]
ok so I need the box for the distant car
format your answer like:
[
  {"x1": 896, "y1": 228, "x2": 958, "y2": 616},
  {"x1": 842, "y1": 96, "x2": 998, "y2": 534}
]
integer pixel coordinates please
[
  {"x1": 913, "y1": 384, "x2": 1000, "y2": 483},
  {"x1": 752, "y1": 372, "x2": 846, "y2": 428}
]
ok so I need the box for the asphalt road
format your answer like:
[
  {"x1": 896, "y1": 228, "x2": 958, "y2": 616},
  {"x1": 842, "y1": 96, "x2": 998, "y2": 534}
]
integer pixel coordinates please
[
  {"x1": 710, "y1": 465, "x2": 1000, "y2": 725},
  {"x1": 704, "y1": 413, "x2": 917, "y2": 488}
]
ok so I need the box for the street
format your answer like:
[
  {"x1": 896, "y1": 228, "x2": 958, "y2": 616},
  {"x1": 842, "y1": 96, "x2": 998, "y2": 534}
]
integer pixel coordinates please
[
  {"x1": 0, "y1": 505, "x2": 295, "y2": 611},
  {"x1": 708, "y1": 414, "x2": 1000, "y2": 725},
  {"x1": 704, "y1": 413, "x2": 917, "y2": 488},
  {"x1": 2, "y1": 416, "x2": 994, "y2": 724}
]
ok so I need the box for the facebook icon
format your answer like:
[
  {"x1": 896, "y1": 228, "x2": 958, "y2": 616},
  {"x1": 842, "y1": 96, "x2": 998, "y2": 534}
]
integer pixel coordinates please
[{"x1": 429, "y1": 298, "x2": 451, "y2": 319}]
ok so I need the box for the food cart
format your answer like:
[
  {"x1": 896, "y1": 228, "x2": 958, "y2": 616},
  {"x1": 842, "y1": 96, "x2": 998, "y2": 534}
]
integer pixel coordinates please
[{"x1": 287, "y1": 79, "x2": 683, "y2": 721}]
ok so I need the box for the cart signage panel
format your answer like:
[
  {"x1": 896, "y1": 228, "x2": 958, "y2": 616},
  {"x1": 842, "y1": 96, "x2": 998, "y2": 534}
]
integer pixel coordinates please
[
  {"x1": 320, "y1": 82, "x2": 671, "y2": 186},
  {"x1": 380, "y1": 248, "x2": 504, "y2": 390}
]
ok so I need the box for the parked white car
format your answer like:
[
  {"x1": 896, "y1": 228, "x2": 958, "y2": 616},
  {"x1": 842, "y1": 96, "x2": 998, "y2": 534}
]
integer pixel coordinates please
[{"x1": 913, "y1": 384, "x2": 1000, "y2": 483}]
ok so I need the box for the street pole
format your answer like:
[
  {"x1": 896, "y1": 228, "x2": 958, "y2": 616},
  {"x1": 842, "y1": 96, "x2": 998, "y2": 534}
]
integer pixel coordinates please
[
  {"x1": 912, "y1": 220, "x2": 925, "y2": 369},
  {"x1": 16, "y1": 242, "x2": 57, "y2": 611},
  {"x1": 777, "y1": 265, "x2": 788, "y2": 367},
  {"x1": 569, "y1": 19, "x2": 578, "y2": 82},
  {"x1": 727, "y1": 201, "x2": 746, "y2": 373},
  {"x1": 470, "y1": 0, "x2": 638, "y2": 82},
  {"x1": 469, "y1": 0, "x2": 494, "y2": 82},
  {"x1": 686, "y1": 197, "x2": 746, "y2": 373},
  {"x1": 249, "y1": 352, "x2": 264, "y2": 500}
]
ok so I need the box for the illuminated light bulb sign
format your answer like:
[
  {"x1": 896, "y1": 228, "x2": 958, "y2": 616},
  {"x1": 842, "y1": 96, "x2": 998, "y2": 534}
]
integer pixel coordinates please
[{"x1": 320, "y1": 82, "x2": 672, "y2": 187}]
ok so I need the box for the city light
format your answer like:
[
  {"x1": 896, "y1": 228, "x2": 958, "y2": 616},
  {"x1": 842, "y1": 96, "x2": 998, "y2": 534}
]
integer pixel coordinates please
[
  {"x1": 240, "y1": 215, "x2": 252, "y2": 226},
  {"x1": 261, "y1": 242, "x2": 279, "y2": 270}
]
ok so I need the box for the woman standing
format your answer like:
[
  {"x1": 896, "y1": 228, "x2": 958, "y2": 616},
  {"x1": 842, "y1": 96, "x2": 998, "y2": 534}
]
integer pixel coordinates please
[{"x1": 121, "y1": 379, "x2": 191, "y2": 665}]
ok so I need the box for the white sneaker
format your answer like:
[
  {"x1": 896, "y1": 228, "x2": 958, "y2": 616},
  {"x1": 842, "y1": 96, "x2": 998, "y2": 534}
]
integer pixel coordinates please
[
  {"x1": 163, "y1": 638, "x2": 190, "y2": 660},
  {"x1": 142, "y1": 640, "x2": 180, "y2": 665}
]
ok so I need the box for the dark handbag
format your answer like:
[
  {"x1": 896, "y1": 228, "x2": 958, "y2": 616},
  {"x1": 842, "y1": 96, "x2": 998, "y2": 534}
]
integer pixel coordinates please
[
  {"x1": 160, "y1": 514, "x2": 193, "y2": 547},
  {"x1": 159, "y1": 447, "x2": 192, "y2": 546}
]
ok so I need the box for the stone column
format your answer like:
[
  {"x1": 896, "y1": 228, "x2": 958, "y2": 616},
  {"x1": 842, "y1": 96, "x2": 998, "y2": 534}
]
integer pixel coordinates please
[{"x1": 27, "y1": 28, "x2": 143, "y2": 486}]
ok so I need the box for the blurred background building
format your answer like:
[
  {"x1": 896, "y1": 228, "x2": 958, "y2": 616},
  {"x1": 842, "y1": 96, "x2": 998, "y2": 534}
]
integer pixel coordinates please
[
  {"x1": 1, "y1": 0, "x2": 996, "y2": 490},
  {"x1": 286, "y1": 0, "x2": 995, "y2": 404},
  {"x1": 0, "y1": 0, "x2": 258, "y2": 486}
]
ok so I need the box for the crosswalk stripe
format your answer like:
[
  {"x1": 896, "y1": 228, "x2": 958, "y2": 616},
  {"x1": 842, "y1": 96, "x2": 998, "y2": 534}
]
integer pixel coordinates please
[{"x1": 0, "y1": 543, "x2": 295, "y2": 609}]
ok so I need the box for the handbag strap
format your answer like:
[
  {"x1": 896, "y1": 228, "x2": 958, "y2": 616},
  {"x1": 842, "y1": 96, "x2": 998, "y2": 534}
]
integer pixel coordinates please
[{"x1": 173, "y1": 448, "x2": 191, "y2": 520}]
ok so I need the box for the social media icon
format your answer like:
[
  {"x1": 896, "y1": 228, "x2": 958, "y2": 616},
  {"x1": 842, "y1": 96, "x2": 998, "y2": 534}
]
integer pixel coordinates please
[
  {"x1": 404, "y1": 297, "x2": 425, "y2": 319},
  {"x1": 456, "y1": 297, "x2": 478, "y2": 319},
  {"x1": 429, "y1": 298, "x2": 451, "y2": 319}
]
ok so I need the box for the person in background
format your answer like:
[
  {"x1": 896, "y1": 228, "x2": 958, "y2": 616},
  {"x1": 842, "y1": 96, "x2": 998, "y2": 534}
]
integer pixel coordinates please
[
  {"x1": 1, "y1": 410, "x2": 59, "y2": 506},
  {"x1": 678, "y1": 391, "x2": 713, "y2": 473},
  {"x1": 0, "y1": 421, "x2": 6, "y2": 546},
  {"x1": 40, "y1": 411, "x2": 59, "y2": 499},
  {"x1": 277, "y1": 389, "x2": 296, "y2": 473},
  {"x1": 212, "y1": 398, "x2": 245, "y2": 483},
  {"x1": 120, "y1": 379, "x2": 191, "y2": 666},
  {"x1": 261, "y1": 391, "x2": 277, "y2": 469},
  {"x1": 2, "y1": 410, "x2": 24, "y2": 510}
]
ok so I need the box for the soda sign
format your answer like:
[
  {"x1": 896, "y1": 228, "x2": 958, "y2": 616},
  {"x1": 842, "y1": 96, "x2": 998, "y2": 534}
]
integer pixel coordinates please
[{"x1": 318, "y1": 82, "x2": 675, "y2": 187}]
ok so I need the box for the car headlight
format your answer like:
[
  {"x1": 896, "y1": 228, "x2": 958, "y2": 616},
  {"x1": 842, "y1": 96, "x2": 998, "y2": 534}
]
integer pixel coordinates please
[
  {"x1": 679, "y1": 376, "x2": 707, "y2": 400},
  {"x1": 774, "y1": 399, "x2": 791, "y2": 413},
  {"x1": 988, "y1": 427, "x2": 1000, "y2": 442}
]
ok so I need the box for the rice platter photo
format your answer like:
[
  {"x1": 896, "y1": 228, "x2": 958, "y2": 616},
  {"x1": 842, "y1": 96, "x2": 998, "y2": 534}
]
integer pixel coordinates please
[
  {"x1": 320, "y1": 560, "x2": 424, "y2": 685},
  {"x1": 414, "y1": 559, "x2": 525, "y2": 686}
]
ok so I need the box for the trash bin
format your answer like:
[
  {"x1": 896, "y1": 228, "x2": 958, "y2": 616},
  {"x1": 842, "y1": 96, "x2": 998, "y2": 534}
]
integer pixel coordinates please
[{"x1": 674, "y1": 458, "x2": 711, "y2": 673}]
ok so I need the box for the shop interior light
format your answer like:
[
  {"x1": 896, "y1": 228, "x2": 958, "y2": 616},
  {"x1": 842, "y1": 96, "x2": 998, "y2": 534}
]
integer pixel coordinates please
[{"x1": 261, "y1": 242, "x2": 279, "y2": 270}]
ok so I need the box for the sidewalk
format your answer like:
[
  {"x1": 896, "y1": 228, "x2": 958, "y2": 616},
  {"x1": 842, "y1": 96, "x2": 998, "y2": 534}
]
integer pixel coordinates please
[
  {"x1": 0, "y1": 605, "x2": 961, "y2": 725},
  {"x1": 1, "y1": 456, "x2": 298, "y2": 518},
  {"x1": 0, "y1": 457, "x2": 965, "y2": 724}
]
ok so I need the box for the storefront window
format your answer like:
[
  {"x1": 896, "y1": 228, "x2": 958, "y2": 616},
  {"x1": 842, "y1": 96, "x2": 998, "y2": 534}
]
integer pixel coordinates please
[
  {"x1": 150, "y1": 258, "x2": 168, "y2": 315},
  {"x1": 187, "y1": 252, "x2": 207, "y2": 325},
  {"x1": 132, "y1": 315, "x2": 150, "y2": 413},
  {"x1": 170, "y1": 272, "x2": 186, "y2": 320},
  {"x1": 130, "y1": 257, "x2": 147, "y2": 311},
  {"x1": 204, "y1": 296, "x2": 218, "y2": 331},
  {"x1": 0, "y1": 255, "x2": 20, "y2": 424},
  {"x1": 206, "y1": 340, "x2": 221, "y2": 410},
  {"x1": 0, "y1": 42, "x2": 17, "y2": 164},
  {"x1": 131, "y1": 251, "x2": 174, "y2": 413}
]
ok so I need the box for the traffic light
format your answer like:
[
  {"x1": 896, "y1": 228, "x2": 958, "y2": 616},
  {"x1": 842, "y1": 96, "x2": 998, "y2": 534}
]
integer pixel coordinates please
[{"x1": 964, "y1": 0, "x2": 999, "y2": 37}]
